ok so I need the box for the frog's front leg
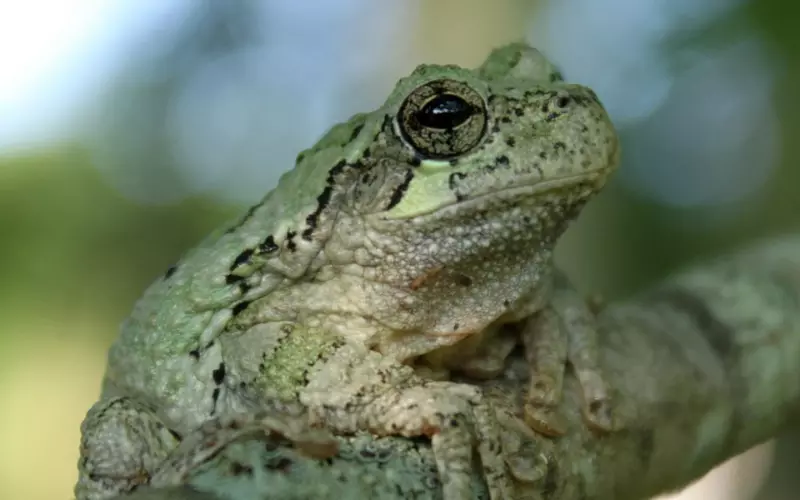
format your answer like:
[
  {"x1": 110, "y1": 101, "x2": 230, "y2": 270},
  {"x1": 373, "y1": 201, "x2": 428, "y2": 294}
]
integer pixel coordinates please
[
  {"x1": 523, "y1": 272, "x2": 615, "y2": 435},
  {"x1": 75, "y1": 397, "x2": 180, "y2": 500},
  {"x1": 302, "y1": 343, "x2": 512, "y2": 500},
  {"x1": 149, "y1": 401, "x2": 338, "y2": 489},
  {"x1": 77, "y1": 396, "x2": 339, "y2": 500}
]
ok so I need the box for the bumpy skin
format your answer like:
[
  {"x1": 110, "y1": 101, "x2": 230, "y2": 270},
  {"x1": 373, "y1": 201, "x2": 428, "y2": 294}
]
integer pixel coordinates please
[{"x1": 76, "y1": 43, "x2": 619, "y2": 500}]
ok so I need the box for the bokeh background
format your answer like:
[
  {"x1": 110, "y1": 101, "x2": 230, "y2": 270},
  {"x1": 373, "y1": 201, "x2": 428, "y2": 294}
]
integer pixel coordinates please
[{"x1": 0, "y1": 1, "x2": 797, "y2": 499}]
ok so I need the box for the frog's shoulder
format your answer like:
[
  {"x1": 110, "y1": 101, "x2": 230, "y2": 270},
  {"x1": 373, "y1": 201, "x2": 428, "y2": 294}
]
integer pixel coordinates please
[{"x1": 126, "y1": 110, "x2": 384, "y2": 327}]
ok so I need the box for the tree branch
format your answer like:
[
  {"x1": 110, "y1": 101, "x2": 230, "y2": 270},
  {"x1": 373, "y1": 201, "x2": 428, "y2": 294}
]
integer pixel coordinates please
[{"x1": 119, "y1": 235, "x2": 800, "y2": 500}]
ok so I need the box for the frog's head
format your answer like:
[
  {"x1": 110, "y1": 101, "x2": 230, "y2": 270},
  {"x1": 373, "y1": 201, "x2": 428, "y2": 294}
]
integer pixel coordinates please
[
  {"x1": 342, "y1": 44, "x2": 618, "y2": 246},
  {"x1": 320, "y1": 44, "x2": 619, "y2": 338},
  {"x1": 373, "y1": 44, "x2": 619, "y2": 224}
]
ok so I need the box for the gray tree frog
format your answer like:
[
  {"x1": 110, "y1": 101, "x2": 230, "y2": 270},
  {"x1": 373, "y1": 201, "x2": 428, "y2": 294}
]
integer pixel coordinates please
[{"x1": 76, "y1": 42, "x2": 620, "y2": 500}]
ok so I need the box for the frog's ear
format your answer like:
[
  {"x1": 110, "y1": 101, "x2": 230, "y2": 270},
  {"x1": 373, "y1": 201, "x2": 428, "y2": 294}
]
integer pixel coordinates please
[{"x1": 477, "y1": 42, "x2": 563, "y2": 83}]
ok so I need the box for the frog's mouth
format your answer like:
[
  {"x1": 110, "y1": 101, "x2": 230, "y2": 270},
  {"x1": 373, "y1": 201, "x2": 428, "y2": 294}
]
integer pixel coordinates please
[{"x1": 380, "y1": 169, "x2": 608, "y2": 223}]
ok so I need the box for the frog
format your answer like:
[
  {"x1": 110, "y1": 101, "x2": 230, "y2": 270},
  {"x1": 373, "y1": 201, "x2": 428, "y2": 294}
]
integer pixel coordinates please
[{"x1": 75, "y1": 42, "x2": 620, "y2": 500}]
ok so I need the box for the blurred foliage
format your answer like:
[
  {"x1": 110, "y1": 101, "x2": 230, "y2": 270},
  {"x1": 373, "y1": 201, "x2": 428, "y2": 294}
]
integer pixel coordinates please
[{"x1": 0, "y1": 147, "x2": 235, "y2": 332}]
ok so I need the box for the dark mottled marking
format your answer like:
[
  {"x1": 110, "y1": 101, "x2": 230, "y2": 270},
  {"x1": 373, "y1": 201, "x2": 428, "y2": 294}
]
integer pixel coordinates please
[
  {"x1": 329, "y1": 159, "x2": 348, "y2": 176},
  {"x1": 550, "y1": 71, "x2": 563, "y2": 82},
  {"x1": 230, "y1": 461, "x2": 254, "y2": 476},
  {"x1": 348, "y1": 123, "x2": 364, "y2": 143},
  {"x1": 212, "y1": 363, "x2": 226, "y2": 384},
  {"x1": 296, "y1": 151, "x2": 307, "y2": 164},
  {"x1": 303, "y1": 186, "x2": 333, "y2": 240},
  {"x1": 410, "y1": 156, "x2": 422, "y2": 167},
  {"x1": 503, "y1": 299, "x2": 510, "y2": 308},
  {"x1": 554, "y1": 141, "x2": 566, "y2": 151},
  {"x1": 189, "y1": 349, "x2": 200, "y2": 360},
  {"x1": 496, "y1": 155, "x2": 509, "y2": 165},
  {"x1": 225, "y1": 274, "x2": 244, "y2": 285},
  {"x1": 232, "y1": 300, "x2": 251, "y2": 316},
  {"x1": 453, "y1": 322, "x2": 459, "y2": 331},
  {"x1": 211, "y1": 387, "x2": 220, "y2": 411},
  {"x1": 230, "y1": 248, "x2": 255, "y2": 271},
  {"x1": 539, "y1": 151, "x2": 547, "y2": 160},
  {"x1": 505, "y1": 136, "x2": 515, "y2": 147},
  {"x1": 448, "y1": 172, "x2": 466, "y2": 191},
  {"x1": 266, "y1": 456, "x2": 293, "y2": 472},
  {"x1": 542, "y1": 460, "x2": 559, "y2": 499},
  {"x1": 500, "y1": 116, "x2": 512, "y2": 124},
  {"x1": 525, "y1": 89, "x2": 550, "y2": 99},
  {"x1": 386, "y1": 169, "x2": 415, "y2": 210},
  {"x1": 163, "y1": 265, "x2": 177, "y2": 279},
  {"x1": 514, "y1": 108, "x2": 524, "y2": 117},
  {"x1": 258, "y1": 235, "x2": 278, "y2": 254},
  {"x1": 238, "y1": 281, "x2": 251, "y2": 295},
  {"x1": 286, "y1": 231, "x2": 297, "y2": 252},
  {"x1": 638, "y1": 428, "x2": 655, "y2": 468},
  {"x1": 546, "y1": 113, "x2": 559, "y2": 122},
  {"x1": 653, "y1": 287, "x2": 736, "y2": 360},
  {"x1": 453, "y1": 273, "x2": 473, "y2": 287},
  {"x1": 449, "y1": 158, "x2": 459, "y2": 166}
]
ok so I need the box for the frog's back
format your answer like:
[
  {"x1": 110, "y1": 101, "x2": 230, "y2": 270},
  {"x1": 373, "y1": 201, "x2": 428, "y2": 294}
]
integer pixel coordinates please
[{"x1": 100, "y1": 112, "x2": 384, "y2": 429}]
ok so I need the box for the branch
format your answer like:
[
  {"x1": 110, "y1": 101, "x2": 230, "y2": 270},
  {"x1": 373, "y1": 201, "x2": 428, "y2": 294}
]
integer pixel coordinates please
[{"x1": 118, "y1": 235, "x2": 800, "y2": 500}]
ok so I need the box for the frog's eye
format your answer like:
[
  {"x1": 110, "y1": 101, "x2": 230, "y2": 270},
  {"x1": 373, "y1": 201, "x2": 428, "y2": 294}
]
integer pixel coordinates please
[{"x1": 397, "y1": 79, "x2": 487, "y2": 160}]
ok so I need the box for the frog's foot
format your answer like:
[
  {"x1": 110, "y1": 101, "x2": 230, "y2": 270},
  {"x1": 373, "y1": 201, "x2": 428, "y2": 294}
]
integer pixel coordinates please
[
  {"x1": 566, "y1": 324, "x2": 614, "y2": 433},
  {"x1": 75, "y1": 397, "x2": 180, "y2": 500},
  {"x1": 358, "y1": 381, "x2": 513, "y2": 500},
  {"x1": 555, "y1": 286, "x2": 614, "y2": 433},
  {"x1": 521, "y1": 307, "x2": 569, "y2": 436},
  {"x1": 151, "y1": 401, "x2": 338, "y2": 488},
  {"x1": 522, "y1": 295, "x2": 615, "y2": 435}
]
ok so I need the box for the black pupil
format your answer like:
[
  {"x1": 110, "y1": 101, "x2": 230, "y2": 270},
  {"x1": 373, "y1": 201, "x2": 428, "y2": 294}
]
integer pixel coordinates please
[{"x1": 416, "y1": 94, "x2": 473, "y2": 129}]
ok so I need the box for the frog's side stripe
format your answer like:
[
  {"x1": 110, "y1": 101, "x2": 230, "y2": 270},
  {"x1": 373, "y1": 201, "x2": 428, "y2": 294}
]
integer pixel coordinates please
[
  {"x1": 302, "y1": 157, "x2": 359, "y2": 241},
  {"x1": 225, "y1": 158, "x2": 365, "y2": 284}
]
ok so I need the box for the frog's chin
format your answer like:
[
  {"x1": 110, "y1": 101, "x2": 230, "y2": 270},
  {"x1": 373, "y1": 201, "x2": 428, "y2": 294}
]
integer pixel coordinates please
[{"x1": 380, "y1": 170, "x2": 607, "y2": 223}]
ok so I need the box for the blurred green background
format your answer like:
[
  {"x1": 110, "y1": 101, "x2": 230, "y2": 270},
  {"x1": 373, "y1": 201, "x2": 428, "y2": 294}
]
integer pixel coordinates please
[{"x1": 0, "y1": 1, "x2": 798, "y2": 499}]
